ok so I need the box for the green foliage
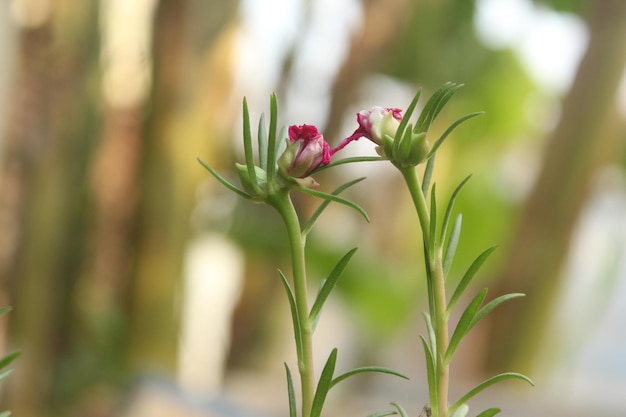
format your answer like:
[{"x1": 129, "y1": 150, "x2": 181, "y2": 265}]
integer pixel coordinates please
[
  {"x1": 309, "y1": 248, "x2": 359, "y2": 331},
  {"x1": 475, "y1": 408, "x2": 501, "y2": 417},
  {"x1": 386, "y1": 84, "x2": 533, "y2": 416},
  {"x1": 285, "y1": 364, "x2": 297, "y2": 417},
  {"x1": 310, "y1": 349, "x2": 337, "y2": 417},
  {"x1": 448, "y1": 372, "x2": 534, "y2": 414},
  {"x1": 0, "y1": 307, "x2": 17, "y2": 417},
  {"x1": 203, "y1": 85, "x2": 533, "y2": 417}
]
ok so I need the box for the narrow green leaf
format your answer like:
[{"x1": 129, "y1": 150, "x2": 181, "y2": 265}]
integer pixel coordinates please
[
  {"x1": 197, "y1": 158, "x2": 253, "y2": 200},
  {"x1": 394, "y1": 123, "x2": 414, "y2": 162},
  {"x1": 0, "y1": 411, "x2": 11, "y2": 417},
  {"x1": 276, "y1": 125, "x2": 288, "y2": 159},
  {"x1": 419, "y1": 335, "x2": 438, "y2": 417},
  {"x1": 415, "y1": 83, "x2": 461, "y2": 133},
  {"x1": 418, "y1": 83, "x2": 464, "y2": 133},
  {"x1": 278, "y1": 270, "x2": 303, "y2": 363},
  {"x1": 429, "y1": 183, "x2": 437, "y2": 254},
  {"x1": 284, "y1": 363, "x2": 297, "y2": 417},
  {"x1": 450, "y1": 404, "x2": 469, "y2": 417},
  {"x1": 421, "y1": 156, "x2": 435, "y2": 197},
  {"x1": 443, "y1": 214, "x2": 462, "y2": 278},
  {"x1": 449, "y1": 373, "x2": 534, "y2": 413},
  {"x1": 422, "y1": 313, "x2": 437, "y2": 360},
  {"x1": 0, "y1": 352, "x2": 20, "y2": 370},
  {"x1": 331, "y1": 366, "x2": 408, "y2": 388},
  {"x1": 266, "y1": 94, "x2": 278, "y2": 179},
  {"x1": 390, "y1": 402, "x2": 409, "y2": 417},
  {"x1": 440, "y1": 175, "x2": 471, "y2": 247},
  {"x1": 0, "y1": 307, "x2": 11, "y2": 316},
  {"x1": 298, "y1": 187, "x2": 369, "y2": 222},
  {"x1": 302, "y1": 177, "x2": 366, "y2": 236},
  {"x1": 426, "y1": 112, "x2": 483, "y2": 160},
  {"x1": 423, "y1": 84, "x2": 464, "y2": 133},
  {"x1": 367, "y1": 411, "x2": 397, "y2": 417},
  {"x1": 309, "y1": 248, "x2": 358, "y2": 331},
  {"x1": 310, "y1": 348, "x2": 338, "y2": 417},
  {"x1": 475, "y1": 408, "x2": 501, "y2": 417},
  {"x1": 313, "y1": 156, "x2": 384, "y2": 173},
  {"x1": 447, "y1": 246, "x2": 497, "y2": 314},
  {"x1": 242, "y1": 98, "x2": 260, "y2": 194},
  {"x1": 445, "y1": 289, "x2": 487, "y2": 364},
  {"x1": 258, "y1": 113, "x2": 267, "y2": 170},
  {"x1": 0, "y1": 369, "x2": 12, "y2": 383},
  {"x1": 469, "y1": 293, "x2": 526, "y2": 330},
  {"x1": 424, "y1": 246, "x2": 436, "y2": 320},
  {"x1": 394, "y1": 89, "x2": 422, "y2": 144}
]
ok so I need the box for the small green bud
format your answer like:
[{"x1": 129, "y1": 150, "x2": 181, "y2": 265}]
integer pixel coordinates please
[
  {"x1": 397, "y1": 132, "x2": 430, "y2": 167},
  {"x1": 236, "y1": 163, "x2": 268, "y2": 199}
]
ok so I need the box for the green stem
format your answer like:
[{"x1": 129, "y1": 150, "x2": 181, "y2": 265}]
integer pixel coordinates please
[
  {"x1": 401, "y1": 167, "x2": 449, "y2": 417},
  {"x1": 270, "y1": 190, "x2": 315, "y2": 417}
]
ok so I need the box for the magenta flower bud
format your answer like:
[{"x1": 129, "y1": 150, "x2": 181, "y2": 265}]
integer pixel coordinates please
[
  {"x1": 278, "y1": 124, "x2": 331, "y2": 180},
  {"x1": 331, "y1": 106, "x2": 403, "y2": 156}
]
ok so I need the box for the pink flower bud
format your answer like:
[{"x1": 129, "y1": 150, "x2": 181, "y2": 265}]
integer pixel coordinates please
[
  {"x1": 331, "y1": 107, "x2": 403, "y2": 155},
  {"x1": 278, "y1": 124, "x2": 331, "y2": 179}
]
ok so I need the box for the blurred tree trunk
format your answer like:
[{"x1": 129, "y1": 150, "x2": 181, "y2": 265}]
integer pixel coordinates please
[
  {"x1": 0, "y1": 2, "x2": 100, "y2": 415},
  {"x1": 485, "y1": 0, "x2": 626, "y2": 374},
  {"x1": 129, "y1": 0, "x2": 239, "y2": 371}
]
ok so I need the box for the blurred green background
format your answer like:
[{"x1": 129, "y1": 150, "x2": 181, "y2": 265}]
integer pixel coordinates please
[{"x1": 0, "y1": 0, "x2": 625, "y2": 416}]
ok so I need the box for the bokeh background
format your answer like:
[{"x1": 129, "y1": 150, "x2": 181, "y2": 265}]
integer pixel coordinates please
[{"x1": 0, "y1": 0, "x2": 625, "y2": 416}]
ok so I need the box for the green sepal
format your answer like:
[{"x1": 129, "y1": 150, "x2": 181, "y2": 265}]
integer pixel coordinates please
[
  {"x1": 278, "y1": 270, "x2": 303, "y2": 364},
  {"x1": 392, "y1": 123, "x2": 413, "y2": 164},
  {"x1": 298, "y1": 187, "x2": 369, "y2": 222},
  {"x1": 197, "y1": 158, "x2": 253, "y2": 201},
  {"x1": 475, "y1": 408, "x2": 501, "y2": 417},
  {"x1": 310, "y1": 348, "x2": 338, "y2": 417},
  {"x1": 396, "y1": 130, "x2": 429, "y2": 167},
  {"x1": 302, "y1": 177, "x2": 366, "y2": 237},
  {"x1": 284, "y1": 363, "x2": 297, "y2": 417},
  {"x1": 0, "y1": 307, "x2": 11, "y2": 316},
  {"x1": 449, "y1": 373, "x2": 534, "y2": 414},
  {"x1": 309, "y1": 248, "x2": 358, "y2": 331}
]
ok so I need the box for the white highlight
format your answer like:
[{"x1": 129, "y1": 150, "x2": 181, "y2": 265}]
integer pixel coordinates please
[{"x1": 177, "y1": 235, "x2": 244, "y2": 395}]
